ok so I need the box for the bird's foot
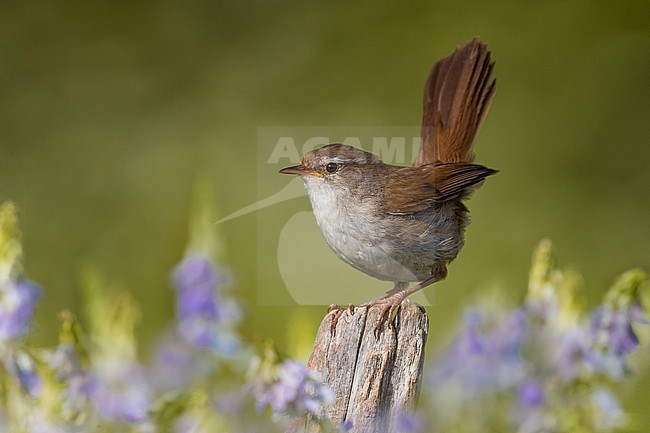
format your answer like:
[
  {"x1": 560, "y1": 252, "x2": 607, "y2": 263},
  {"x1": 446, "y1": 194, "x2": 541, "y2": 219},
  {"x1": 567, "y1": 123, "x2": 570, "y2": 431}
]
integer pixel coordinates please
[
  {"x1": 326, "y1": 303, "x2": 355, "y2": 335},
  {"x1": 360, "y1": 293, "x2": 406, "y2": 337}
]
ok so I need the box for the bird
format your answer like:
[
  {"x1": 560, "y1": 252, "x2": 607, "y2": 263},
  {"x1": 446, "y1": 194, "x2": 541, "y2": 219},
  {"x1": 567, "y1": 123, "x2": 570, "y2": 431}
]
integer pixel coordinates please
[{"x1": 280, "y1": 39, "x2": 497, "y2": 330}]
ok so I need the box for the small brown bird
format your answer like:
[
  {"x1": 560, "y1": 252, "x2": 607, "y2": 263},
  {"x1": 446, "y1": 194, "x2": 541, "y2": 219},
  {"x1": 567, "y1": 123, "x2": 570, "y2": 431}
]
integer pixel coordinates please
[{"x1": 280, "y1": 39, "x2": 497, "y2": 327}]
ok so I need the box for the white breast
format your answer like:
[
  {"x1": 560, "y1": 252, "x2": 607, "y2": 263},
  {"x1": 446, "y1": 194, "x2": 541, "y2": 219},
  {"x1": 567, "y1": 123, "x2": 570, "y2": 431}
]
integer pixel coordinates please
[{"x1": 302, "y1": 177, "x2": 421, "y2": 282}]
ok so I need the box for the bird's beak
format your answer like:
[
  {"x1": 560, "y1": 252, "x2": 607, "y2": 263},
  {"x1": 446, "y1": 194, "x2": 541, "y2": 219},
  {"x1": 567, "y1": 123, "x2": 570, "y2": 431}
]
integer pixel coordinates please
[{"x1": 279, "y1": 165, "x2": 324, "y2": 178}]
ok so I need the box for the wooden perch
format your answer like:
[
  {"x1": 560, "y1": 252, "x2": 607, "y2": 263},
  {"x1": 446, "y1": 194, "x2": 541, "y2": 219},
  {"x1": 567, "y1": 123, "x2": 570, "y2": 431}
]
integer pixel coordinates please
[{"x1": 288, "y1": 300, "x2": 429, "y2": 433}]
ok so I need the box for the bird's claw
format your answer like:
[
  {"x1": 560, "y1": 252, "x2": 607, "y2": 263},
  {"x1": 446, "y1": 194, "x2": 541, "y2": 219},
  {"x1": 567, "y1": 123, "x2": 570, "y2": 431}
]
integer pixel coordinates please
[
  {"x1": 373, "y1": 302, "x2": 399, "y2": 337},
  {"x1": 327, "y1": 304, "x2": 344, "y2": 335},
  {"x1": 326, "y1": 304, "x2": 356, "y2": 335},
  {"x1": 329, "y1": 300, "x2": 401, "y2": 337}
]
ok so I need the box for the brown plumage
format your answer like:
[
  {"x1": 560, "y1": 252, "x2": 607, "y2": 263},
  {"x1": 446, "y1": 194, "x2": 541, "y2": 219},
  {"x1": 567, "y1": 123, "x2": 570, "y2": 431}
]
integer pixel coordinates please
[
  {"x1": 416, "y1": 38, "x2": 496, "y2": 166},
  {"x1": 280, "y1": 39, "x2": 498, "y2": 331},
  {"x1": 384, "y1": 163, "x2": 497, "y2": 214},
  {"x1": 387, "y1": 39, "x2": 497, "y2": 215}
]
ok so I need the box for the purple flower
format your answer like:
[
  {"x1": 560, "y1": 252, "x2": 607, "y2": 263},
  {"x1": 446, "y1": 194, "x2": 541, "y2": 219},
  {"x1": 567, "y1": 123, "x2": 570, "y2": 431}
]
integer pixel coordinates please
[
  {"x1": 49, "y1": 343, "x2": 83, "y2": 381},
  {"x1": 4, "y1": 352, "x2": 42, "y2": 397},
  {"x1": 0, "y1": 279, "x2": 41, "y2": 342},
  {"x1": 430, "y1": 309, "x2": 526, "y2": 391},
  {"x1": 454, "y1": 310, "x2": 487, "y2": 355},
  {"x1": 150, "y1": 329, "x2": 214, "y2": 391},
  {"x1": 517, "y1": 380, "x2": 544, "y2": 407},
  {"x1": 592, "y1": 305, "x2": 645, "y2": 356},
  {"x1": 17, "y1": 364, "x2": 42, "y2": 397},
  {"x1": 337, "y1": 420, "x2": 353, "y2": 432},
  {"x1": 47, "y1": 343, "x2": 90, "y2": 419},
  {"x1": 172, "y1": 254, "x2": 240, "y2": 353},
  {"x1": 61, "y1": 374, "x2": 88, "y2": 420},
  {"x1": 628, "y1": 301, "x2": 649, "y2": 324},
  {"x1": 396, "y1": 412, "x2": 424, "y2": 432},
  {"x1": 174, "y1": 255, "x2": 223, "y2": 296},
  {"x1": 85, "y1": 361, "x2": 152, "y2": 422},
  {"x1": 554, "y1": 327, "x2": 596, "y2": 381},
  {"x1": 175, "y1": 255, "x2": 222, "y2": 321},
  {"x1": 590, "y1": 302, "x2": 647, "y2": 378},
  {"x1": 212, "y1": 388, "x2": 248, "y2": 415},
  {"x1": 254, "y1": 359, "x2": 334, "y2": 416}
]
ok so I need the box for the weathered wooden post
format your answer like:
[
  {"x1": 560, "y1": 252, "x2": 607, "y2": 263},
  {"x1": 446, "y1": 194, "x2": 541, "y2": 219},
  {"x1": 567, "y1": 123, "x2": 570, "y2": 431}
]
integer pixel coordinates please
[{"x1": 288, "y1": 300, "x2": 428, "y2": 433}]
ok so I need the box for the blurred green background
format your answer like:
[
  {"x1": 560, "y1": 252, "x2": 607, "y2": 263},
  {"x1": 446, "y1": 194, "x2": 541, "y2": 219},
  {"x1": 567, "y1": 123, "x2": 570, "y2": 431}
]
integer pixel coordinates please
[{"x1": 2, "y1": 0, "x2": 649, "y2": 428}]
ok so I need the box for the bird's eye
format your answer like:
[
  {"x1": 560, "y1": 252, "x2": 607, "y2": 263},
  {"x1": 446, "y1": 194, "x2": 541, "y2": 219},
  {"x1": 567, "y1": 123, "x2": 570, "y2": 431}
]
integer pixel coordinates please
[{"x1": 325, "y1": 162, "x2": 339, "y2": 173}]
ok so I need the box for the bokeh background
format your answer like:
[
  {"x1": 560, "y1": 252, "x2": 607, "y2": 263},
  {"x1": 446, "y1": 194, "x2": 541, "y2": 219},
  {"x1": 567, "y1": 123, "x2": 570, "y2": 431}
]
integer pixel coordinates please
[{"x1": 2, "y1": 0, "x2": 649, "y2": 428}]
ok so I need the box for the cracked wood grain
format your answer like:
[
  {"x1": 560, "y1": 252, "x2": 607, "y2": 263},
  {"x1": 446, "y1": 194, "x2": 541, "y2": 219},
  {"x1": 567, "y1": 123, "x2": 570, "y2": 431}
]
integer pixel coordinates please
[{"x1": 287, "y1": 300, "x2": 428, "y2": 433}]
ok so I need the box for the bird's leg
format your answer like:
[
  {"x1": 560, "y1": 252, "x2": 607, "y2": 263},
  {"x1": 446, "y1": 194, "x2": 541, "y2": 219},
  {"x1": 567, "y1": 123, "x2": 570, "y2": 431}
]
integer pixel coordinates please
[
  {"x1": 368, "y1": 281, "x2": 411, "y2": 302},
  {"x1": 362, "y1": 268, "x2": 446, "y2": 335}
]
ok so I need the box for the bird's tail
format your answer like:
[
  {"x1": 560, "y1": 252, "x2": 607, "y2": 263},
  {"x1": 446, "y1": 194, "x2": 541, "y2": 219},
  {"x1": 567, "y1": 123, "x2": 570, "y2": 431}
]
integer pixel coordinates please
[{"x1": 415, "y1": 38, "x2": 496, "y2": 166}]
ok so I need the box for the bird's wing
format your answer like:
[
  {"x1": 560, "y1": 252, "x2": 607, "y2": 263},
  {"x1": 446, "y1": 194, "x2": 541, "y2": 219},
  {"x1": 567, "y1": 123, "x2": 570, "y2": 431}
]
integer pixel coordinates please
[{"x1": 384, "y1": 163, "x2": 497, "y2": 214}]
